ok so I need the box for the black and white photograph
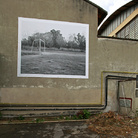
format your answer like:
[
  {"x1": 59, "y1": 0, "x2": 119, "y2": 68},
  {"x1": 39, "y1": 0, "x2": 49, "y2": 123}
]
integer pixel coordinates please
[{"x1": 18, "y1": 17, "x2": 89, "y2": 78}]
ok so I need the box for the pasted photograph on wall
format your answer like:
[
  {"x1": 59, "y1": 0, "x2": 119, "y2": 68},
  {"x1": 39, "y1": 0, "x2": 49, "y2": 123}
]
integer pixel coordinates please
[{"x1": 18, "y1": 17, "x2": 89, "y2": 78}]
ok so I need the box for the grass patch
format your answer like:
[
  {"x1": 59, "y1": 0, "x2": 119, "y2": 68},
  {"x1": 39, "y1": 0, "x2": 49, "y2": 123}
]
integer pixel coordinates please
[{"x1": 21, "y1": 50, "x2": 85, "y2": 75}]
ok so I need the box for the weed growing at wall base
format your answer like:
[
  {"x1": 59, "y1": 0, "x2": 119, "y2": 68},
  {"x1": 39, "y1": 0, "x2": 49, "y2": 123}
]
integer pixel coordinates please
[
  {"x1": 18, "y1": 115, "x2": 25, "y2": 120},
  {"x1": 77, "y1": 110, "x2": 91, "y2": 119},
  {"x1": 56, "y1": 110, "x2": 91, "y2": 120}
]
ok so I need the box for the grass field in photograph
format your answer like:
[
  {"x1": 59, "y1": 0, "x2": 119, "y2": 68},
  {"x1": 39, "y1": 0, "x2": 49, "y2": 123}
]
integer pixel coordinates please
[{"x1": 21, "y1": 50, "x2": 86, "y2": 76}]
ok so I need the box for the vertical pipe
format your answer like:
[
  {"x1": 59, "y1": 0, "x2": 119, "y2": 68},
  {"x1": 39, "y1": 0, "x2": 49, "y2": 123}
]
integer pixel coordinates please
[
  {"x1": 117, "y1": 81, "x2": 120, "y2": 112},
  {"x1": 105, "y1": 76, "x2": 108, "y2": 107},
  {"x1": 136, "y1": 75, "x2": 138, "y2": 88}
]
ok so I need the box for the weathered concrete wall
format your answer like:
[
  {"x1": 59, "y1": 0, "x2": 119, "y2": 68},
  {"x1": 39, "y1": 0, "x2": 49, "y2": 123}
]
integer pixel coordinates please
[
  {"x1": 0, "y1": 0, "x2": 138, "y2": 115},
  {"x1": 0, "y1": 0, "x2": 101, "y2": 107},
  {"x1": 97, "y1": 38, "x2": 138, "y2": 112},
  {"x1": 97, "y1": 38, "x2": 138, "y2": 73}
]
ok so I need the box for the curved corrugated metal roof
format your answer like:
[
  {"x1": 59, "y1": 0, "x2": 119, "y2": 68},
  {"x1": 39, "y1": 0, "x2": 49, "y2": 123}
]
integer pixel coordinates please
[
  {"x1": 98, "y1": 0, "x2": 138, "y2": 35},
  {"x1": 84, "y1": 0, "x2": 107, "y2": 25}
]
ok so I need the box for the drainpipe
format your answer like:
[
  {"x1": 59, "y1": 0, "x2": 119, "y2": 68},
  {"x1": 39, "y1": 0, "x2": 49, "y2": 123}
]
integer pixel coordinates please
[{"x1": 136, "y1": 75, "x2": 138, "y2": 88}]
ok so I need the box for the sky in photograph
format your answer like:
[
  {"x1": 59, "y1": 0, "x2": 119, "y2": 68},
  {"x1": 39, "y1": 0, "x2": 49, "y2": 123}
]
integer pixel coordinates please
[
  {"x1": 19, "y1": 17, "x2": 89, "y2": 41},
  {"x1": 89, "y1": 0, "x2": 131, "y2": 18}
]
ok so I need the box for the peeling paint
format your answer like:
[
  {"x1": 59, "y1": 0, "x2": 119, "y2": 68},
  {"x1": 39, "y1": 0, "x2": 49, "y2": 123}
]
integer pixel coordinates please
[
  {"x1": 13, "y1": 85, "x2": 17, "y2": 88},
  {"x1": 47, "y1": 80, "x2": 57, "y2": 88},
  {"x1": 65, "y1": 84, "x2": 89, "y2": 90},
  {"x1": 13, "y1": 85, "x2": 27, "y2": 88},
  {"x1": 1, "y1": 56, "x2": 12, "y2": 62},
  {"x1": 65, "y1": 83, "x2": 99, "y2": 90},
  {"x1": 30, "y1": 86, "x2": 35, "y2": 88},
  {"x1": 38, "y1": 85, "x2": 44, "y2": 88}
]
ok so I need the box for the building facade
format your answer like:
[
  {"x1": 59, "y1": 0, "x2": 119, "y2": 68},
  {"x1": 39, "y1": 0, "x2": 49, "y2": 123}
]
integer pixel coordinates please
[{"x1": 0, "y1": 0, "x2": 138, "y2": 117}]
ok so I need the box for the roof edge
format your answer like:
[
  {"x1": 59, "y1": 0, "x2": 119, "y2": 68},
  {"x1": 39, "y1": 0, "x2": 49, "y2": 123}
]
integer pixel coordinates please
[
  {"x1": 98, "y1": 35, "x2": 138, "y2": 41},
  {"x1": 83, "y1": 0, "x2": 108, "y2": 25}
]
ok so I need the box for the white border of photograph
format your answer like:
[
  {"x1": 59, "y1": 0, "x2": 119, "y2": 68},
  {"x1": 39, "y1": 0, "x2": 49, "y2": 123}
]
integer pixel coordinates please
[{"x1": 18, "y1": 17, "x2": 89, "y2": 79}]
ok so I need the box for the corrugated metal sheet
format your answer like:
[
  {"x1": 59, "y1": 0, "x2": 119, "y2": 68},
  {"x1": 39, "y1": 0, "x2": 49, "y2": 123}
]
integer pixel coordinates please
[
  {"x1": 100, "y1": 4, "x2": 138, "y2": 36},
  {"x1": 117, "y1": 16, "x2": 138, "y2": 39},
  {"x1": 98, "y1": 0, "x2": 138, "y2": 38}
]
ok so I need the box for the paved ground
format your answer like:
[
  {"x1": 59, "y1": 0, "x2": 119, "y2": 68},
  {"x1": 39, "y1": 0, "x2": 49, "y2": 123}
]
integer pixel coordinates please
[{"x1": 0, "y1": 121, "x2": 107, "y2": 138}]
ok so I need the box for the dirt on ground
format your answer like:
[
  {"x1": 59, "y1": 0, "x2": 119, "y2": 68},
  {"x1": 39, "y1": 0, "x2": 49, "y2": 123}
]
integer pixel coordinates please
[{"x1": 87, "y1": 111, "x2": 138, "y2": 137}]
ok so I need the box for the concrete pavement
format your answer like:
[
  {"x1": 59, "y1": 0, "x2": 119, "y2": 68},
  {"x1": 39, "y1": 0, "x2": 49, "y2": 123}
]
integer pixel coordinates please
[{"x1": 0, "y1": 121, "x2": 102, "y2": 138}]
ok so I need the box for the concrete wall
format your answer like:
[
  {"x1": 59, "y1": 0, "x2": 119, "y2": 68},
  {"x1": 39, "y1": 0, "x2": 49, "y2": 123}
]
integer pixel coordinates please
[
  {"x1": 0, "y1": 0, "x2": 100, "y2": 107},
  {"x1": 97, "y1": 38, "x2": 138, "y2": 113},
  {"x1": 0, "y1": 0, "x2": 138, "y2": 116}
]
